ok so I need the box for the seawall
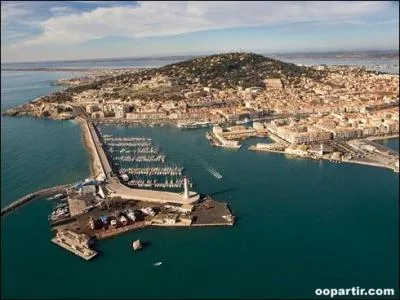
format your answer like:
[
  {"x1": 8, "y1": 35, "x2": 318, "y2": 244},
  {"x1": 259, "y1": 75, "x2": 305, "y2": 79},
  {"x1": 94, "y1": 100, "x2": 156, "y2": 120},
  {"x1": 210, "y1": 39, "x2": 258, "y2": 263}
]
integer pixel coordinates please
[{"x1": 1, "y1": 184, "x2": 71, "y2": 217}]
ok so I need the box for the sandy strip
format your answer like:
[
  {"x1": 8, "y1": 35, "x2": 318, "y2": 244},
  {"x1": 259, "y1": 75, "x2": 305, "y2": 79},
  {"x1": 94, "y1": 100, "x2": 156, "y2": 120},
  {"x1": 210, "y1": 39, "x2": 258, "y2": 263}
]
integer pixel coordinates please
[{"x1": 75, "y1": 117, "x2": 104, "y2": 178}]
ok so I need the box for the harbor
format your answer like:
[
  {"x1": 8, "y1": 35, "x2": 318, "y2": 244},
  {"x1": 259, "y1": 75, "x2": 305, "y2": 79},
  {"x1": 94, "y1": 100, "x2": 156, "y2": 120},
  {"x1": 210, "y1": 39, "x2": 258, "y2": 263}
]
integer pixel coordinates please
[
  {"x1": 45, "y1": 120, "x2": 236, "y2": 260},
  {"x1": 1, "y1": 118, "x2": 236, "y2": 261}
]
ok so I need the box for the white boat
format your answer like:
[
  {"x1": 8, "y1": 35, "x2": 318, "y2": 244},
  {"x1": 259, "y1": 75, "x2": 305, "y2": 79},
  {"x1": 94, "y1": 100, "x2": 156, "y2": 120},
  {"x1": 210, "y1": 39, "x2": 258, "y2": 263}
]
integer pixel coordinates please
[
  {"x1": 120, "y1": 215, "x2": 128, "y2": 224},
  {"x1": 126, "y1": 210, "x2": 136, "y2": 222},
  {"x1": 121, "y1": 174, "x2": 129, "y2": 182},
  {"x1": 153, "y1": 262, "x2": 162, "y2": 266},
  {"x1": 236, "y1": 118, "x2": 250, "y2": 125},
  {"x1": 48, "y1": 193, "x2": 65, "y2": 201}
]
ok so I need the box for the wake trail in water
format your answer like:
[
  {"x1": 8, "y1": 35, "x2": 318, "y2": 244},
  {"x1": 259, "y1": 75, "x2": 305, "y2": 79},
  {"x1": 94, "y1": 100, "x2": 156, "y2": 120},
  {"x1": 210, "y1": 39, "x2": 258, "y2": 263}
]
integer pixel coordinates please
[{"x1": 207, "y1": 167, "x2": 223, "y2": 179}]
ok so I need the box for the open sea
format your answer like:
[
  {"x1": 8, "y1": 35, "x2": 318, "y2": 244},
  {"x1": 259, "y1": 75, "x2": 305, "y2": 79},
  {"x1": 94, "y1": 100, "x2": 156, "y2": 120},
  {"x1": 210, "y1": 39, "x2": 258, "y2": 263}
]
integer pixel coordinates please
[{"x1": 1, "y1": 55, "x2": 399, "y2": 299}]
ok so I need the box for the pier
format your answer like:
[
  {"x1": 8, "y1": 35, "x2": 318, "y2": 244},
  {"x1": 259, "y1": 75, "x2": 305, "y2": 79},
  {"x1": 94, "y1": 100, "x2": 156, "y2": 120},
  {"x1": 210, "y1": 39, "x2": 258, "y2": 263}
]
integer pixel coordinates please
[
  {"x1": 108, "y1": 147, "x2": 160, "y2": 154},
  {"x1": 120, "y1": 166, "x2": 183, "y2": 176},
  {"x1": 106, "y1": 142, "x2": 153, "y2": 147},
  {"x1": 52, "y1": 230, "x2": 97, "y2": 260},
  {"x1": 115, "y1": 154, "x2": 166, "y2": 162}
]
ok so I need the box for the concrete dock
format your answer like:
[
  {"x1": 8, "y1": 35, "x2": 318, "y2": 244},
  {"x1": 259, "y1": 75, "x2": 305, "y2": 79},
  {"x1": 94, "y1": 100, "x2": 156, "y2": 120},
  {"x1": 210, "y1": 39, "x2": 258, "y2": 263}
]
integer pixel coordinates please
[
  {"x1": 52, "y1": 230, "x2": 97, "y2": 260},
  {"x1": 93, "y1": 221, "x2": 149, "y2": 240}
]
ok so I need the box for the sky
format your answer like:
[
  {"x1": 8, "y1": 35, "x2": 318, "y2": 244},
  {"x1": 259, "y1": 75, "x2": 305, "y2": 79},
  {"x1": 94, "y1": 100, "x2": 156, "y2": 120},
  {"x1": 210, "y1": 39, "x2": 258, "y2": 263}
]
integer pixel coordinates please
[{"x1": 1, "y1": 1, "x2": 399, "y2": 63}]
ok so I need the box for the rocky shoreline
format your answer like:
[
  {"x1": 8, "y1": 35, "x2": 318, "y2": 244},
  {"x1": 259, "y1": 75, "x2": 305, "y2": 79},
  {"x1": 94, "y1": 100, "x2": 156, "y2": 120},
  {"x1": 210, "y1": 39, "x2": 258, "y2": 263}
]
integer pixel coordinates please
[{"x1": 2, "y1": 101, "x2": 75, "y2": 120}]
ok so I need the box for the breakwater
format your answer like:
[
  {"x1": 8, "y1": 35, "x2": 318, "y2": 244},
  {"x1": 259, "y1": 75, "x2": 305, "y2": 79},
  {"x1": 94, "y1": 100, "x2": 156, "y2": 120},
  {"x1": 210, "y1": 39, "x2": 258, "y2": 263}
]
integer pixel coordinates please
[
  {"x1": 1, "y1": 184, "x2": 71, "y2": 217},
  {"x1": 77, "y1": 118, "x2": 104, "y2": 177}
]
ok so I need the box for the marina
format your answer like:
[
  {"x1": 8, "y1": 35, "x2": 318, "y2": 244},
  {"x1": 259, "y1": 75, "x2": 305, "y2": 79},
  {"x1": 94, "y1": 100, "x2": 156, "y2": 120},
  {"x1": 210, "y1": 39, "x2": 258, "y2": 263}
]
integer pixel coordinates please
[
  {"x1": 101, "y1": 131, "x2": 187, "y2": 186},
  {"x1": 106, "y1": 141, "x2": 153, "y2": 147},
  {"x1": 119, "y1": 166, "x2": 184, "y2": 176},
  {"x1": 103, "y1": 137, "x2": 152, "y2": 142},
  {"x1": 115, "y1": 154, "x2": 166, "y2": 162},
  {"x1": 127, "y1": 178, "x2": 193, "y2": 189},
  {"x1": 108, "y1": 147, "x2": 160, "y2": 154}
]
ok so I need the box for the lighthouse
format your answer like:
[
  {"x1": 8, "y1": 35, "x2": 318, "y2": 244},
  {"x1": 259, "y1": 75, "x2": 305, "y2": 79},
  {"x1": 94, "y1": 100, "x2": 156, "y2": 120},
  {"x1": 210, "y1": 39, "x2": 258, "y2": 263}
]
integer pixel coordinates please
[{"x1": 183, "y1": 177, "x2": 190, "y2": 200}]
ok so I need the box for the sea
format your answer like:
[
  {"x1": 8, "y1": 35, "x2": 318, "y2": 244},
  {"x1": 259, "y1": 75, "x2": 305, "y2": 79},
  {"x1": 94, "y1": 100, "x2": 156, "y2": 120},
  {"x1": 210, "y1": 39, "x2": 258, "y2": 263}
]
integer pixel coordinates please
[{"x1": 1, "y1": 54, "x2": 399, "y2": 299}]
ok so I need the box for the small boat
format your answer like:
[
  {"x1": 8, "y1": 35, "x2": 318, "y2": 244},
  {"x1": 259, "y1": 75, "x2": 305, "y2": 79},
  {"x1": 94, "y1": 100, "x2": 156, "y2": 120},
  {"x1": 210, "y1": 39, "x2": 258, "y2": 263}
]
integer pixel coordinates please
[
  {"x1": 48, "y1": 193, "x2": 65, "y2": 201},
  {"x1": 132, "y1": 240, "x2": 142, "y2": 251},
  {"x1": 153, "y1": 262, "x2": 162, "y2": 267}
]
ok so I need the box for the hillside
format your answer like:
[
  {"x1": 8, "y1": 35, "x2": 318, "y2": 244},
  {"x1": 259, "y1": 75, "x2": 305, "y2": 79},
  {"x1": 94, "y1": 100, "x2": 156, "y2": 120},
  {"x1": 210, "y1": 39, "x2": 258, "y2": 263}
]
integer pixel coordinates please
[
  {"x1": 152, "y1": 52, "x2": 327, "y2": 89},
  {"x1": 101, "y1": 52, "x2": 327, "y2": 90}
]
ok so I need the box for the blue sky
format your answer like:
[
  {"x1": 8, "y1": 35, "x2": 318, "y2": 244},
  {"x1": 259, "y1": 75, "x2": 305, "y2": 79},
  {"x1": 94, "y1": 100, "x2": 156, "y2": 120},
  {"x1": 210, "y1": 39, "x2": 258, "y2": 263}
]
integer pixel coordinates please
[{"x1": 1, "y1": 1, "x2": 399, "y2": 62}]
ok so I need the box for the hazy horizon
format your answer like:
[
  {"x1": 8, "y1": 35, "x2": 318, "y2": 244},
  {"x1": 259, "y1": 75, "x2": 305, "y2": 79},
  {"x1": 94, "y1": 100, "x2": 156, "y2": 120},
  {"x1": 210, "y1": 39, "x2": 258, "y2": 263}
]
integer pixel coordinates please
[{"x1": 1, "y1": 48, "x2": 399, "y2": 65}]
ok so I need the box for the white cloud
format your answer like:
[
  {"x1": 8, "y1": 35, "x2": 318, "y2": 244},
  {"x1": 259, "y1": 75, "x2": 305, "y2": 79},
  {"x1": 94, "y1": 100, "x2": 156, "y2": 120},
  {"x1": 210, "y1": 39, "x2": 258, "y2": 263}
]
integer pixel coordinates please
[
  {"x1": 49, "y1": 6, "x2": 75, "y2": 16},
  {"x1": 10, "y1": 1, "x2": 390, "y2": 48},
  {"x1": 67, "y1": 1, "x2": 119, "y2": 3},
  {"x1": 1, "y1": 2, "x2": 31, "y2": 23}
]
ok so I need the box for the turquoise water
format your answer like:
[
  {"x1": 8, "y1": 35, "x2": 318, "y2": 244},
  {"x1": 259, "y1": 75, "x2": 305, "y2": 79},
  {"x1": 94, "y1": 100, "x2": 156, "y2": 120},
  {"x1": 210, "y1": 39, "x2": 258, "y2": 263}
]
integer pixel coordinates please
[
  {"x1": 378, "y1": 138, "x2": 399, "y2": 152},
  {"x1": 1, "y1": 70, "x2": 399, "y2": 299},
  {"x1": 1, "y1": 71, "x2": 89, "y2": 206}
]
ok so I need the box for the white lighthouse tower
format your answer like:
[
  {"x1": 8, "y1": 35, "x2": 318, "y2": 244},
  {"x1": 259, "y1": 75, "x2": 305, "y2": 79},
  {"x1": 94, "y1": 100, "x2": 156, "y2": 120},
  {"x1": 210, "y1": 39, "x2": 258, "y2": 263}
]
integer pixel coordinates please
[{"x1": 183, "y1": 177, "x2": 190, "y2": 200}]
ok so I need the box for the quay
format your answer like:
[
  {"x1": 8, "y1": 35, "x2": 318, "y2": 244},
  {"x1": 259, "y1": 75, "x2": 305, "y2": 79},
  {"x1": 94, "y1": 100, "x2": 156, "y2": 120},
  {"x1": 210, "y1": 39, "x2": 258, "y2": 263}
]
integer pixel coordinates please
[
  {"x1": 51, "y1": 230, "x2": 97, "y2": 260},
  {"x1": 249, "y1": 138, "x2": 399, "y2": 173},
  {"x1": 248, "y1": 145, "x2": 286, "y2": 155},
  {"x1": 51, "y1": 196, "x2": 235, "y2": 244},
  {"x1": 206, "y1": 131, "x2": 241, "y2": 149},
  {"x1": 92, "y1": 221, "x2": 149, "y2": 240},
  {"x1": 1, "y1": 184, "x2": 71, "y2": 217}
]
